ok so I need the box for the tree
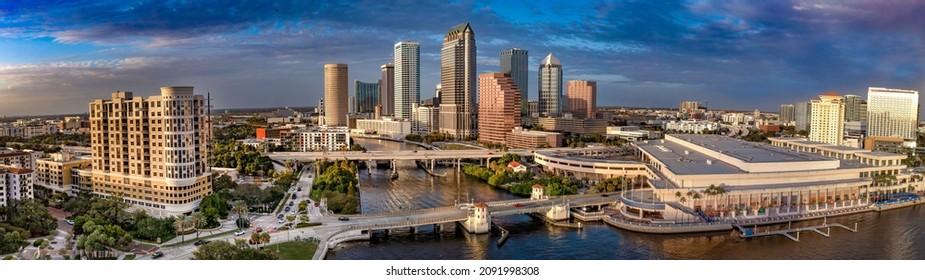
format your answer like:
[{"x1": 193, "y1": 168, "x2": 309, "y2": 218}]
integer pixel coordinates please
[
  {"x1": 192, "y1": 240, "x2": 279, "y2": 260},
  {"x1": 4, "y1": 200, "x2": 57, "y2": 236},
  {"x1": 190, "y1": 212, "x2": 206, "y2": 239},
  {"x1": 174, "y1": 215, "x2": 189, "y2": 243},
  {"x1": 231, "y1": 200, "x2": 249, "y2": 225},
  {"x1": 0, "y1": 228, "x2": 25, "y2": 254}
]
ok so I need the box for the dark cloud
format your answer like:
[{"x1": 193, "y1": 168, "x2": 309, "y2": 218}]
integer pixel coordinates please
[{"x1": 1, "y1": 0, "x2": 924, "y2": 116}]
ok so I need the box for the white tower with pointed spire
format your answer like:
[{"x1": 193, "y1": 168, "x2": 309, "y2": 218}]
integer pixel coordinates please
[{"x1": 538, "y1": 53, "x2": 564, "y2": 117}]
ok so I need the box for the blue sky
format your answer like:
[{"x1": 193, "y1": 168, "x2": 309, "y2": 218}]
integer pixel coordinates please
[{"x1": 1, "y1": 0, "x2": 924, "y2": 116}]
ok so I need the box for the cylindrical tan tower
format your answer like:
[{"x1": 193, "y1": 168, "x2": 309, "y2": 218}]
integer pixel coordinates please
[{"x1": 324, "y1": 64, "x2": 348, "y2": 126}]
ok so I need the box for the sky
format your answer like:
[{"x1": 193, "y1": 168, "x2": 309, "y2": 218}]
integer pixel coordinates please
[{"x1": 1, "y1": 0, "x2": 924, "y2": 116}]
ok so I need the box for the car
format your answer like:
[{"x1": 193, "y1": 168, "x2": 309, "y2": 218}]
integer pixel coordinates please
[
  {"x1": 194, "y1": 240, "x2": 210, "y2": 246},
  {"x1": 256, "y1": 227, "x2": 263, "y2": 233},
  {"x1": 234, "y1": 230, "x2": 246, "y2": 236},
  {"x1": 289, "y1": 201, "x2": 294, "y2": 206},
  {"x1": 278, "y1": 219, "x2": 285, "y2": 223},
  {"x1": 297, "y1": 187, "x2": 302, "y2": 191},
  {"x1": 285, "y1": 206, "x2": 291, "y2": 212},
  {"x1": 152, "y1": 252, "x2": 164, "y2": 259},
  {"x1": 514, "y1": 203, "x2": 523, "y2": 208},
  {"x1": 338, "y1": 216, "x2": 350, "y2": 221},
  {"x1": 65, "y1": 219, "x2": 74, "y2": 225},
  {"x1": 291, "y1": 194, "x2": 297, "y2": 199}
]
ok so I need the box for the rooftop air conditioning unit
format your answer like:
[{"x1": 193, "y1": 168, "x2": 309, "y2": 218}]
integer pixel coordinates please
[
  {"x1": 706, "y1": 159, "x2": 712, "y2": 165},
  {"x1": 684, "y1": 150, "x2": 690, "y2": 155}
]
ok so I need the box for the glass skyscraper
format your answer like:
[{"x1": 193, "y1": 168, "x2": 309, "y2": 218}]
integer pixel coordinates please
[
  {"x1": 354, "y1": 80, "x2": 379, "y2": 114},
  {"x1": 538, "y1": 53, "x2": 564, "y2": 117},
  {"x1": 501, "y1": 48, "x2": 528, "y2": 116},
  {"x1": 394, "y1": 41, "x2": 420, "y2": 120},
  {"x1": 867, "y1": 87, "x2": 919, "y2": 147}
]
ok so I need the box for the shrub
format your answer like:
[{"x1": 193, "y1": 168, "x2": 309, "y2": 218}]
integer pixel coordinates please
[
  {"x1": 296, "y1": 222, "x2": 321, "y2": 228},
  {"x1": 33, "y1": 238, "x2": 45, "y2": 247}
]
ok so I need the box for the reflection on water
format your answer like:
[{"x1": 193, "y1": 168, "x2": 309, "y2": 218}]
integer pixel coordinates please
[{"x1": 330, "y1": 138, "x2": 925, "y2": 260}]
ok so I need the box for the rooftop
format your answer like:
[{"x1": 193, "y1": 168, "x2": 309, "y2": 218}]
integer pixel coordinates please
[{"x1": 671, "y1": 134, "x2": 833, "y2": 163}]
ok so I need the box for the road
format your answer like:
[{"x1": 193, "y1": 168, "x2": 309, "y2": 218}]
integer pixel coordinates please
[{"x1": 269, "y1": 147, "x2": 611, "y2": 162}]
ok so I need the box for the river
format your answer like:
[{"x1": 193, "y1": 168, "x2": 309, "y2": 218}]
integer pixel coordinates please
[{"x1": 327, "y1": 138, "x2": 925, "y2": 260}]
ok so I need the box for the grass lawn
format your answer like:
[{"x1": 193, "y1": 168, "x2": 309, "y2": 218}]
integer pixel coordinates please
[
  {"x1": 123, "y1": 254, "x2": 135, "y2": 260},
  {"x1": 271, "y1": 240, "x2": 318, "y2": 260}
]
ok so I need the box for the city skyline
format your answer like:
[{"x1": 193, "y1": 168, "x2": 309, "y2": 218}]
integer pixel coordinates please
[{"x1": 2, "y1": 1, "x2": 924, "y2": 116}]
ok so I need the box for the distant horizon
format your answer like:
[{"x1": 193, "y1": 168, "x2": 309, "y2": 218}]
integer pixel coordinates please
[{"x1": 2, "y1": 2, "x2": 924, "y2": 117}]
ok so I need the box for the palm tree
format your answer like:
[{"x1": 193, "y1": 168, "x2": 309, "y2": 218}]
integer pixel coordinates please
[
  {"x1": 259, "y1": 232, "x2": 271, "y2": 248},
  {"x1": 285, "y1": 215, "x2": 296, "y2": 241},
  {"x1": 675, "y1": 191, "x2": 682, "y2": 202},
  {"x1": 190, "y1": 212, "x2": 205, "y2": 238},
  {"x1": 231, "y1": 200, "x2": 248, "y2": 228},
  {"x1": 174, "y1": 214, "x2": 189, "y2": 243}
]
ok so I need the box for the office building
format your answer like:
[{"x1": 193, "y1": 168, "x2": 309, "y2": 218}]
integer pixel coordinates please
[
  {"x1": 537, "y1": 117, "x2": 606, "y2": 135},
  {"x1": 439, "y1": 23, "x2": 477, "y2": 139},
  {"x1": 380, "y1": 63, "x2": 395, "y2": 116},
  {"x1": 356, "y1": 118, "x2": 412, "y2": 140},
  {"x1": 88, "y1": 87, "x2": 211, "y2": 215},
  {"x1": 324, "y1": 64, "x2": 349, "y2": 126},
  {"x1": 354, "y1": 80, "x2": 379, "y2": 114},
  {"x1": 538, "y1": 53, "x2": 564, "y2": 116},
  {"x1": 809, "y1": 93, "x2": 845, "y2": 145},
  {"x1": 795, "y1": 101, "x2": 812, "y2": 132},
  {"x1": 501, "y1": 48, "x2": 529, "y2": 116},
  {"x1": 528, "y1": 101, "x2": 539, "y2": 117},
  {"x1": 394, "y1": 42, "x2": 420, "y2": 120},
  {"x1": 679, "y1": 101, "x2": 700, "y2": 113},
  {"x1": 506, "y1": 127, "x2": 562, "y2": 149},
  {"x1": 477, "y1": 73, "x2": 521, "y2": 145},
  {"x1": 844, "y1": 95, "x2": 865, "y2": 122},
  {"x1": 780, "y1": 104, "x2": 795, "y2": 124},
  {"x1": 567, "y1": 80, "x2": 597, "y2": 119},
  {"x1": 867, "y1": 87, "x2": 919, "y2": 148},
  {"x1": 412, "y1": 103, "x2": 440, "y2": 135}
]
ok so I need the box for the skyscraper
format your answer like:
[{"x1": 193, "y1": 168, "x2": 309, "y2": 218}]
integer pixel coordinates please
[
  {"x1": 843, "y1": 95, "x2": 864, "y2": 122},
  {"x1": 779, "y1": 104, "x2": 795, "y2": 124},
  {"x1": 477, "y1": 73, "x2": 521, "y2": 145},
  {"x1": 89, "y1": 87, "x2": 211, "y2": 215},
  {"x1": 501, "y1": 48, "x2": 528, "y2": 116},
  {"x1": 439, "y1": 23, "x2": 477, "y2": 139},
  {"x1": 380, "y1": 63, "x2": 395, "y2": 117},
  {"x1": 394, "y1": 42, "x2": 420, "y2": 120},
  {"x1": 867, "y1": 87, "x2": 919, "y2": 147},
  {"x1": 538, "y1": 53, "x2": 563, "y2": 116},
  {"x1": 324, "y1": 64, "x2": 348, "y2": 126},
  {"x1": 566, "y1": 80, "x2": 597, "y2": 119},
  {"x1": 809, "y1": 93, "x2": 845, "y2": 145},
  {"x1": 354, "y1": 80, "x2": 379, "y2": 114},
  {"x1": 795, "y1": 101, "x2": 812, "y2": 132}
]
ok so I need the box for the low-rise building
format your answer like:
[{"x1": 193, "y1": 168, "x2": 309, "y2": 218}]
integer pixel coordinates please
[
  {"x1": 35, "y1": 152, "x2": 91, "y2": 196},
  {"x1": 537, "y1": 117, "x2": 607, "y2": 135},
  {"x1": 0, "y1": 150, "x2": 36, "y2": 170},
  {"x1": 664, "y1": 120, "x2": 719, "y2": 133},
  {"x1": 0, "y1": 164, "x2": 34, "y2": 207},
  {"x1": 355, "y1": 118, "x2": 412, "y2": 140},
  {"x1": 864, "y1": 136, "x2": 905, "y2": 154},
  {"x1": 286, "y1": 126, "x2": 351, "y2": 152},
  {"x1": 606, "y1": 126, "x2": 662, "y2": 141},
  {"x1": 506, "y1": 127, "x2": 562, "y2": 149}
]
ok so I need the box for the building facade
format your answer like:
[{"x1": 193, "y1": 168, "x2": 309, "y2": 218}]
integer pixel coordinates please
[
  {"x1": 287, "y1": 126, "x2": 351, "y2": 152},
  {"x1": 412, "y1": 104, "x2": 440, "y2": 135},
  {"x1": 538, "y1": 53, "x2": 564, "y2": 117},
  {"x1": 795, "y1": 101, "x2": 812, "y2": 132},
  {"x1": 0, "y1": 165, "x2": 34, "y2": 207},
  {"x1": 394, "y1": 42, "x2": 420, "y2": 120},
  {"x1": 355, "y1": 118, "x2": 412, "y2": 140},
  {"x1": 35, "y1": 152, "x2": 91, "y2": 196},
  {"x1": 809, "y1": 93, "x2": 845, "y2": 145},
  {"x1": 0, "y1": 151, "x2": 36, "y2": 170},
  {"x1": 843, "y1": 95, "x2": 865, "y2": 122},
  {"x1": 679, "y1": 101, "x2": 700, "y2": 114},
  {"x1": 439, "y1": 23, "x2": 477, "y2": 139},
  {"x1": 779, "y1": 104, "x2": 795, "y2": 124},
  {"x1": 867, "y1": 87, "x2": 919, "y2": 148},
  {"x1": 477, "y1": 73, "x2": 521, "y2": 145},
  {"x1": 500, "y1": 48, "x2": 529, "y2": 116},
  {"x1": 566, "y1": 80, "x2": 597, "y2": 119},
  {"x1": 506, "y1": 127, "x2": 562, "y2": 149},
  {"x1": 354, "y1": 80, "x2": 379, "y2": 114},
  {"x1": 380, "y1": 63, "x2": 395, "y2": 116},
  {"x1": 89, "y1": 87, "x2": 211, "y2": 215},
  {"x1": 324, "y1": 64, "x2": 349, "y2": 126},
  {"x1": 538, "y1": 117, "x2": 607, "y2": 135}
]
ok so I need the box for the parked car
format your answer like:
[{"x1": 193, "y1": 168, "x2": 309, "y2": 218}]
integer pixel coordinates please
[
  {"x1": 152, "y1": 252, "x2": 164, "y2": 259},
  {"x1": 65, "y1": 219, "x2": 75, "y2": 225},
  {"x1": 278, "y1": 219, "x2": 285, "y2": 223},
  {"x1": 194, "y1": 240, "x2": 210, "y2": 246},
  {"x1": 234, "y1": 230, "x2": 246, "y2": 236},
  {"x1": 338, "y1": 216, "x2": 350, "y2": 221},
  {"x1": 256, "y1": 227, "x2": 263, "y2": 233}
]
